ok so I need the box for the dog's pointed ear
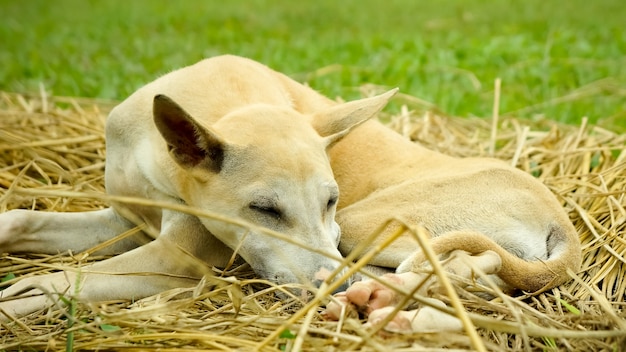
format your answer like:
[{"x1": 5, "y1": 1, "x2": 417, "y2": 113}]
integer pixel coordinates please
[
  {"x1": 311, "y1": 88, "x2": 398, "y2": 147},
  {"x1": 153, "y1": 94, "x2": 225, "y2": 172}
]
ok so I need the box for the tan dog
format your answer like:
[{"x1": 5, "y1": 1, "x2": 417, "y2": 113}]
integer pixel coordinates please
[
  {"x1": 0, "y1": 56, "x2": 580, "y2": 332},
  {"x1": 0, "y1": 55, "x2": 396, "y2": 318}
]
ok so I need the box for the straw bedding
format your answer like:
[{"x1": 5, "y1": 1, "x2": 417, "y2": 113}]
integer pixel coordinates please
[{"x1": 0, "y1": 90, "x2": 624, "y2": 351}]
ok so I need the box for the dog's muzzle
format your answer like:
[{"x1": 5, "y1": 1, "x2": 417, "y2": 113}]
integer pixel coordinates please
[{"x1": 312, "y1": 266, "x2": 351, "y2": 294}]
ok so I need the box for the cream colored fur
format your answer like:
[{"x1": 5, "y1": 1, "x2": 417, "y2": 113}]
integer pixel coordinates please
[{"x1": 0, "y1": 56, "x2": 580, "y2": 332}]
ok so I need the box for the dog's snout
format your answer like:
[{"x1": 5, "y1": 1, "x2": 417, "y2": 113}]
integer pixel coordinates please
[
  {"x1": 311, "y1": 278, "x2": 350, "y2": 294},
  {"x1": 332, "y1": 282, "x2": 350, "y2": 294},
  {"x1": 312, "y1": 266, "x2": 350, "y2": 293}
]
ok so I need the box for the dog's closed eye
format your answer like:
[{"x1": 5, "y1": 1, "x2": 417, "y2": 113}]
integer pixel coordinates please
[
  {"x1": 249, "y1": 203, "x2": 282, "y2": 220},
  {"x1": 327, "y1": 197, "x2": 338, "y2": 210}
]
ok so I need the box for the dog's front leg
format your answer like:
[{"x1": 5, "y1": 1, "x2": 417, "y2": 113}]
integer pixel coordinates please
[
  {"x1": 0, "y1": 210, "x2": 231, "y2": 320},
  {"x1": 0, "y1": 238, "x2": 198, "y2": 320},
  {"x1": 0, "y1": 208, "x2": 142, "y2": 255}
]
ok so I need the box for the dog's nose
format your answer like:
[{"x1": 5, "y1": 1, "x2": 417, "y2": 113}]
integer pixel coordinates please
[
  {"x1": 311, "y1": 278, "x2": 350, "y2": 294},
  {"x1": 312, "y1": 266, "x2": 351, "y2": 294},
  {"x1": 332, "y1": 282, "x2": 350, "y2": 294}
]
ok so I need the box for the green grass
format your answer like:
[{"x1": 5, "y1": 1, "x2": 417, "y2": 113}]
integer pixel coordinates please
[{"x1": 1, "y1": 0, "x2": 624, "y2": 130}]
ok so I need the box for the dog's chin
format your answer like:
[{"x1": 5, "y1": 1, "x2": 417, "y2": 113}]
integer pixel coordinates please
[
  {"x1": 266, "y1": 282, "x2": 350, "y2": 303},
  {"x1": 274, "y1": 286, "x2": 314, "y2": 302},
  {"x1": 253, "y1": 268, "x2": 352, "y2": 300}
]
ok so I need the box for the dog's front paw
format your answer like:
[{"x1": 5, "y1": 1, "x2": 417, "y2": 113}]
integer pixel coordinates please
[
  {"x1": 366, "y1": 298, "x2": 463, "y2": 333},
  {"x1": 0, "y1": 210, "x2": 28, "y2": 252},
  {"x1": 324, "y1": 272, "x2": 417, "y2": 320},
  {"x1": 0, "y1": 271, "x2": 76, "y2": 321},
  {"x1": 324, "y1": 272, "x2": 464, "y2": 333}
]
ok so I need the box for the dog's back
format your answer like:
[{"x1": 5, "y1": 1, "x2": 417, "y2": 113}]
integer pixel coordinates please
[{"x1": 108, "y1": 55, "x2": 333, "y2": 134}]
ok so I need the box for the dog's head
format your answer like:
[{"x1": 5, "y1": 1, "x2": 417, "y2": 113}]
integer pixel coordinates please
[{"x1": 151, "y1": 89, "x2": 397, "y2": 288}]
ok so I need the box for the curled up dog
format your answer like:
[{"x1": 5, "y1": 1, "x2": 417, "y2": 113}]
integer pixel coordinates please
[{"x1": 0, "y1": 55, "x2": 580, "y2": 333}]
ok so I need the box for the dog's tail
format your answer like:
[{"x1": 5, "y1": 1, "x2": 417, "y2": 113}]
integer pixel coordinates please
[{"x1": 411, "y1": 224, "x2": 581, "y2": 293}]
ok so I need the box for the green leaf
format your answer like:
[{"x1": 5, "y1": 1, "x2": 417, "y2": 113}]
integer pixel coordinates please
[
  {"x1": 542, "y1": 336, "x2": 557, "y2": 351},
  {"x1": 590, "y1": 152, "x2": 601, "y2": 169},
  {"x1": 58, "y1": 295, "x2": 71, "y2": 306},
  {"x1": 1, "y1": 272, "x2": 16, "y2": 283},
  {"x1": 559, "y1": 298, "x2": 581, "y2": 315},
  {"x1": 0, "y1": 273, "x2": 16, "y2": 291},
  {"x1": 279, "y1": 329, "x2": 296, "y2": 339},
  {"x1": 529, "y1": 161, "x2": 542, "y2": 178},
  {"x1": 100, "y1": 324, "x2": 122, "y2": 332}
]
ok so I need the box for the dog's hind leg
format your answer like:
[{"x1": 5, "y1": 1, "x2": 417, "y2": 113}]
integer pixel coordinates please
[{"x1": 0, "y1": 208, "x2": 144, "y2": 255}]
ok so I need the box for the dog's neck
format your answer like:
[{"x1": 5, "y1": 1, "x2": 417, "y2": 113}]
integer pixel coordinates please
[{"x1": 328, "y1": 120, "x2": 410, "y2": 208}]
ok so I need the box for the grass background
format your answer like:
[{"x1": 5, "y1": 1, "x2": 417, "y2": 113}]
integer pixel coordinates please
[{"x1": 1, "y1": 0, "x2": 624, "y2": 130}]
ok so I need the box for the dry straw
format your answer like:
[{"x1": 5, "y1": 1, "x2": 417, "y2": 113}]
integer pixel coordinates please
[{"x1": 0, "y1": 89, "x2": 624, "y2": 351}]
